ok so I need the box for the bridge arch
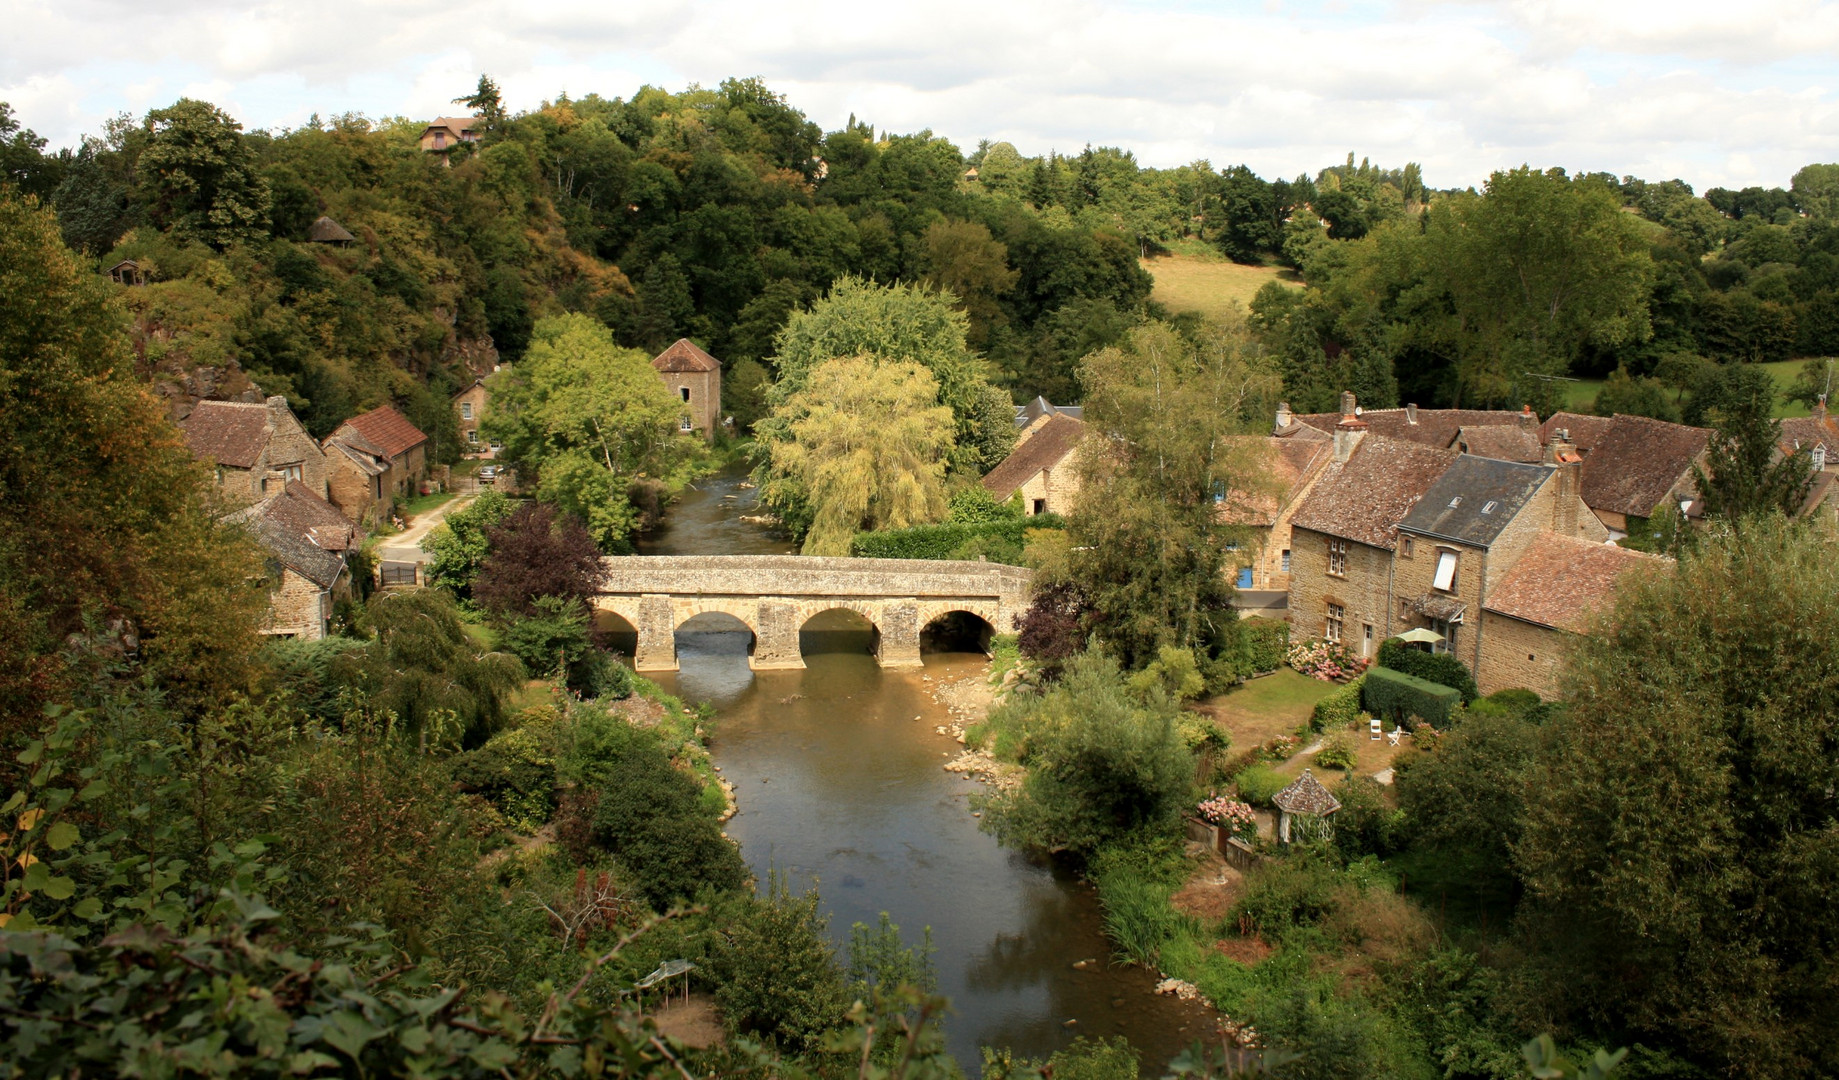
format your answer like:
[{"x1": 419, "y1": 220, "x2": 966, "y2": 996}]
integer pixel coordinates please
[
  {"x1": 674, "y1": 610, "x2": 757, "y2": 664},
  {"x1": 920, "y1": 608, "x2": 997, "y2": 656},
  {"x1": 797, "y1": 605, "x2": 881, "y2": 661}
]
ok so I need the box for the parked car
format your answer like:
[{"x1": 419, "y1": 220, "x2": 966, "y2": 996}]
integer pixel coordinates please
[{"x1": 479, "y1": 465, "x2": 498, "y2": 484}]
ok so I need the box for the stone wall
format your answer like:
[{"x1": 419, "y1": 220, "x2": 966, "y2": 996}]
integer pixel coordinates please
[
  {"x1": 654, "y1": 368, "x2": 721, "y2": 441},
  {"x1": 325, "y1": 455, "x2": 383, "y2": 523},
  {"x1": 1016, "y1": 464, "x2": 1081, "y2": 517},
  {"x1": 1477, "y1": 611, "x2": 1568, "y2": 697},
  {"x1": 1390, "y1": 533, "x2": 1485, "y2": 668},
  {"x1": 454, "y1": 383, "x2": 489, "y2": 453},
  {"x1": 264, "y1": 567, "x2": 331, "y2": 640},
  {"x1": 1287, "y1": 526, "x2": 1392, "y2": 660}
]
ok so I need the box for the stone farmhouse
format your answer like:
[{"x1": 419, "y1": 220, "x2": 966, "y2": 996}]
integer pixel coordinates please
[
  {"x1": 1391, "y1": 453, "x2": 1607, "y2": 674},
  {"x1": 981, "y1": 413, "x2": 1084, "y2": 517},
  {"x1": 1480, "y1": 533, "x2": 1667, "y2": 696},
  {"x1": 181, "y1": 396, "x2": 327, "y2": 506},
  {"x1": 651, "y1": 339, "x2": 722, "y2": 440},
  {"x1": 453, "y1": 378, "x2": 492, "y2": 455},
  {"x1": 419, "y1": 117, "x2": 481, "y2": 157},
  {"x1": 1014, "y1": 396, "x2": 1083, "y2": 441},
  {"x1": 1217, "y1": 432, "x2": 1333, "y2": 593},
  {"x1": 231, "y1": 481, "x2": 358, "y2": 641},
  {"x1": 1781, "y1": 405, "x2": 1839, "y2": 521},
  {"x1": 327, "y1": 406, "x2": 428, "y2": 504},
  {"x1": 1539, "y1": 412, "x2": 1711, "y2": 538}
]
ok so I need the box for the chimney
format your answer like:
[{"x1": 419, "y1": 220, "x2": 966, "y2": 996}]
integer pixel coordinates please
[
  {"x1": 1333, "y1": 413, "x2": 1368, "y2": 464},
  {"x1": 1339, "y1": 390, "x2": 1357, "y2": 418},
  {"x1": 1817, "y1": 394, "x2": 1828, "y2": 421},
  {"x1": 1274, "y1": 401, "x2": 1293, "y2": 434},
  {"x1": 1554, "y1": 458, "x2": 1582, "y2": 535},
  {"x1": 1405, "y1": 403, "x2": 1417, "y2": 425},
  {"x1": 1518, "y1": 404, "x2": 1536, "y2": 431}
]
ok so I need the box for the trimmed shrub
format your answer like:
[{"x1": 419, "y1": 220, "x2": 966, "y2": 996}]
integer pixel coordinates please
[
  {"x1": 1377, "y1": 639, "x2": 1478, "y2": 702},
  {"x1": 1310, "y1": 674, "x2": 1366, "y2": 730},
  {"x1": 1238, "y1": 619, "x2": 1290, "y2": 676},
  {"x1": 1313, "y1": 732, "x2": 1357, "y2": 771},
  {"x1": 1234, "y1": 764, "x2": 1287, "y2": 807},
  {"x1": 1363, "y1": 666, "x2": 1462, "y2": 728}
]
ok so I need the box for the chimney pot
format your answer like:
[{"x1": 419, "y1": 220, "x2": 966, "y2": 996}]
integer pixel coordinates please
[
  {"x1": 1406, "y1": 403, "x2": 1417, "y2": 424},
  {"x1": 1275, "y1": 401, "x2": 1293, "y2": 434},
  {"x1": 1339, "y1": 390, "x2": 1357, "y2": 418}
]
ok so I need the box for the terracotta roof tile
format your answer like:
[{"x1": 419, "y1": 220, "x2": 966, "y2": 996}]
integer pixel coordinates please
[
  {"x1": 1538, "y1": 411, "x2": 1615, "y2": 452},
  {"x1": 1453, "y1": 425, "x2": 1543, "y2": 463},
  {"x1": 1289, "y1": 434, "x2": 1459, "y2": 550},
  {"x1": 1484, "y1": 533, "x2": 1667, "y2": 633},
  {"x1": 982, "y1": 414, "x2": 1083, "y2": 500},
  {"x1": 1293, "y1": 406, "x2": 1530, "y2": 450},
  {"x1": 338, "y1": 405, "x2": 427, "y2": 460},
  {"x1": 1219, "y1": 437, "x2": 1332, "y2": 527},
  {"x1": 1577, "y1": 414, "x2": 1710, "y2": 518},
  {"x1": 182, "y1": 400, "x2": 272, "y2": 469},
  {"x1": 1779, "y1": 414, "x2": 1839, "y2": 458},
  {"x1": 651, "y1": 338, "x2": 721, "y2": 373}
]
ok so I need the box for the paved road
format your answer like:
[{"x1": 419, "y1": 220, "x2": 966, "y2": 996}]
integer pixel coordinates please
[{"x1": 377, "y1": 494, "x2": 476, "y2": 568}]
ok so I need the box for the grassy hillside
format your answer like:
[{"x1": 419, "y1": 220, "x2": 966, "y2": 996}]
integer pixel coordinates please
[
  {"x1": 1559, "y1": 358, "x2": 1830, "y2": 420},
  {"x1": 1142, "y1": 242, "x2": 1297, "y2": 322}
]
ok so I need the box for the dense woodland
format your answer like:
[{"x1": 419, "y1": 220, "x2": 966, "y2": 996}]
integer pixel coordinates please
[{"x1": 3, "y1": 79, "x2": 1839, "y2": 1079}]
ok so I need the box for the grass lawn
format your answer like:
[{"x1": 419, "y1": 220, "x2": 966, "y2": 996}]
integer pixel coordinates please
[
  {"x1": 1199, "y1": 669, "x2": 1338, "y2": 748},
  {"x1": 1555, "y1": 358, "x2": 1826, "y2": 420},
  {"x1": 1143, "y1": 251, "x2": 1297, "y2": 322},
  {"x1": 401, "y1": 491, "x2": 455, "y2": 518}
]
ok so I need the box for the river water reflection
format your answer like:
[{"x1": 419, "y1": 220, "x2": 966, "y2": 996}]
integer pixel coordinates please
[{"x1": 640, "y1": 465, "x2": 1211, "y2": 1069}]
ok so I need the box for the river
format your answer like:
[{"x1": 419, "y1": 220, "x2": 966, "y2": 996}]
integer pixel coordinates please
[{"x1": 636, "y1": 464, "x2": 1211, "y2": 1070}]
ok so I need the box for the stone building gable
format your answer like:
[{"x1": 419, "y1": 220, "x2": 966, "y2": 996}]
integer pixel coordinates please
[
  {"x1": 181, "y1": 396, "x2": 327, "y2": 505},
  {"x1": 1289, "y1": 434, "x2": 1458, "y2": 551},
  {"x1": 651, "y1": 340, "x2": 722, "y2": 440},
  {"x1": 1575, "y1": 414, "x2": 1711, "y2": 520},
  {"x1": 983, "y1": 414, "x2": 1084, "y2": 504}
]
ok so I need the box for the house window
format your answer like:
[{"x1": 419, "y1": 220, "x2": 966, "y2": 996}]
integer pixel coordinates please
[
  {"x1": 214, "y1": 466, "x2": 225, "y2": 485},
  {"x1": 1281, "y1": 549, "x2": 1291, "y2": 574},
  {"x1": 461, "y1": 402, "x2": 473, "y2": 420},
  {"x1": 1032, "y1": 499, "x2": 1046, "y2": 515},
  {"x1": 1399, "y1": 598, "x2": 1412, "y2": 620},
  {"x1": 680, "y1": 386, "x2": 691, "y2": 402},
  {"x1": 1325, "y1": 604, "x2": 1345, "y2": 642},
  {"x1": 1327, "y1": 540, "x2": 1347, "y2": 577},
  {"x1": 1400, "y1": 536, "x2": 1414, "y2": 557},
  {"x1": 282, "y1": 463, "x2": 303, "y2": 482},
  {"x1": 1430, "y1": 617, "x2": 1460, "y2": 654},
  {"x1": 680, "y1": 416, "x2": 694, "y2": 432},
  {"x1": 1433, "y1": 549, "x2": 1459, "y2": 592},
  {"x1": 467, "y1": 429, "x2": 480, "y2": 444}
]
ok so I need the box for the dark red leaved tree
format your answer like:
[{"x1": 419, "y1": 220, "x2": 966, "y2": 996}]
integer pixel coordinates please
[{"x1": 473, "y1": 502, "x2": 603, "y2": 618}]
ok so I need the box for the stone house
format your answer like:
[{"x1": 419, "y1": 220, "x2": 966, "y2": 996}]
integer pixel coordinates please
[
  {"x1": 1479, "y1": 533, "x2": 1668, "y2": 696},
  {"x1": 1287, "y1": 401, "x2": 1459, "y2": 662},
  {"x1": 1278, "y1": 397, "x2": 1529, "y2": 449},
  {"x1": 419, "y1": 116, "x2": 482, "y2": 156},
  {"x1": 181, "y1": 396, "x2": 328, "y2": 507},
  {"x1": 1554, "y1": 413, "x2": 1711, "y2": 538},
  {"x1": 232, "y1": 481, "x2": 358, "y2": 641},
  {"x1": 650, "y1": 339, "x2": 722, "y2": 441},
  {"x1": 453, "y1": 379, "x2": 492, "y2": 455},
  {"x1": 321, "y1": 428, "x2": 393, "y2": 524},
  {"x1": 106, "y1": 259, "x2": 147, "y2": 286},
  {"x1": 1391, "y1": 453, "x2": 1608, "y2": 676},
  {"x1": 981, "y1": 413, "x2": 1084, "y2": 517},
  {"x1": 1217, "y1": 431, "x2": 1333, "y2": 592},
  {"x1": 1013, "y1": 397, "x2": 1084, "y2": 443},
  {"x1": 328, "y1": 406, "x2": 428, "y2": 499},
  {"x1": 1781, "y1": 406, "x2": 1839, "y2": 522}
]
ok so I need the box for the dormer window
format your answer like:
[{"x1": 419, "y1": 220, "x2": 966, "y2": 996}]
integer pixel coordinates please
[
  {"x1": 1815, "y1": 444, "x2": 1828, "y2": 471},
  {"x1": 1448, "y1": 496, "x2": 1462, "y2": 508}
]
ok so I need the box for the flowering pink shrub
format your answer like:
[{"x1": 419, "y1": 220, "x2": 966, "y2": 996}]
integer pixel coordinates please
[
  {"x1": 1198, "y1": 793, "x2": 1258, "y2": 842},
  {"x1": 1261, "y1": 733, "x2": 1301, "y2": 762},
  {"x1": 1286, "y1": 638, "x2": 1367, "y2": 681}
]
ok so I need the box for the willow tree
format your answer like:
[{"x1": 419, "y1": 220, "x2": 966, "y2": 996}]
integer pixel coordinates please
[{"x1": 765, "y1": 355, "x2": 954, "y2": 555}]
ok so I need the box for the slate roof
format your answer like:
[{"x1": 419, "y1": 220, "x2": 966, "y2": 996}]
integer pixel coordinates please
[
  {"x1": 232, "y1": 484, "x2": 352, "y2": 590},
  {"x1": 324, "y1": 429, "x2": 390, "y2": 477},
  {"x1": 306, "y1": 216, "x2": 355, "y2": 243},
  {"x1": 182, "y1": 400, "x2": 272, "y2": 469},
  {"x1": 651, "y1": 338, "x2": 721, "y2": 373},
  {"x1": 1288, "y1": 434, "x2": 1459, "y2": 550},
  {"x1": 1218, "y1": 437, "x2": 1332, "y2": 528},
  {"x1": 1538, "y1": 411, "x2": 1615, "y2": 453},
  {"x1": 982, "y1": 414, "x2": 1084, "y2": 500},
  {"x1": 338, "y1": 405, "x2": 427, "y2": 460},
  {"x1": 1015, "y1": 396, "x2": 1084, "y2": 430},
  {"x1": 1453, "y1": 425, "x2": 1543, "y2": 463},
  {"x1": 1577, "y1": 414, "x2": 1710, "y2": 518},
  {"x1": 1291, "y1": 406, "x2": 1531, "y2": 450},
  {"x1": 1483, "y1": 533, "x2": 1666, "y2": 633},
  {"x1": 1399, "y1": 456, "x2": 1555, "y2": 548},
  {"x1": 1272, "y1": 769, "x2": 1342, "y2": 816}
]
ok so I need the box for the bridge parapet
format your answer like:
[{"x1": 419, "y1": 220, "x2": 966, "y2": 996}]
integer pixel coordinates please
[{"x1": 594, "y1": 555, "x2": 1033, "y2": 671}]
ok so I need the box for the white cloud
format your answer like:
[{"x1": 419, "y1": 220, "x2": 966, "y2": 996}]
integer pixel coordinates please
[{"x1": 3, "y1": 0, "x2": 1838, "y2": 190}]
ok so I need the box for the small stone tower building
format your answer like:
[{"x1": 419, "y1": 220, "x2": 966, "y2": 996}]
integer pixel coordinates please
[{"x1": 651, "y1": 339, "x2": 722, "y2": 441}]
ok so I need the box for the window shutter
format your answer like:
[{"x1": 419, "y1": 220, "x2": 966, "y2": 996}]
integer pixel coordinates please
[{"x1": 1433, "y1": 550, "x2": 1458, "y2": 591}]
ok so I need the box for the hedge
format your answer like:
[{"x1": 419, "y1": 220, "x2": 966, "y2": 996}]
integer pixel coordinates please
[
  {"x1": 1310, "y1": 673, "x2": 1366, "y2": 730},
  {"x1": 850, "y1": 515, "x2": 1065, "y2": 561},
  {"x1": 1377, "y1": 639, "x2": 1478, "y2": 702},
  {"x1": 1236, "y1": 619, "x2": 1290, "y2": 676},
  {"x1": 1363, "y1": 666, "x2": 1462, "y2": 727}
]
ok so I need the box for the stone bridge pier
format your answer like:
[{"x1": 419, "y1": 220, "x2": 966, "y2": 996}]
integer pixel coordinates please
[{"x1": 594, "y1": 556, "x2": 1032, "y2": 673}]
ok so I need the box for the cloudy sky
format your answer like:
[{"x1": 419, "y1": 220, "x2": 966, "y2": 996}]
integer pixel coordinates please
[{"x1": 6, "y1": 0, "x2": 1838, "y2": 191}]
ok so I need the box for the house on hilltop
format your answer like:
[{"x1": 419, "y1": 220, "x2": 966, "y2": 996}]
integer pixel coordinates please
[
  {"x1": 651, "y1": 339, "x2": 722, "y2": 441},
  {"x1": 232, "y1": 482, "x2": 360, "y2": 641},
  {"x1": 982, "y1": 413, "x2": 1084, "y2": 517},
  {"x1": 181, "y1": 396, "x2": 327, "y2": 506},
  {"x1": 419, "y1": 116, "x2": 481, "y2": 157},
  {"x1": 1480, "y1": 533, "x2": 1668, "y2": 696}
]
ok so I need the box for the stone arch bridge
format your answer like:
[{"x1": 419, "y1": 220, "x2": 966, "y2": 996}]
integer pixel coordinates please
[{"x1": 595, "y1": 556, "x2": 1033, "y2": 671}]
